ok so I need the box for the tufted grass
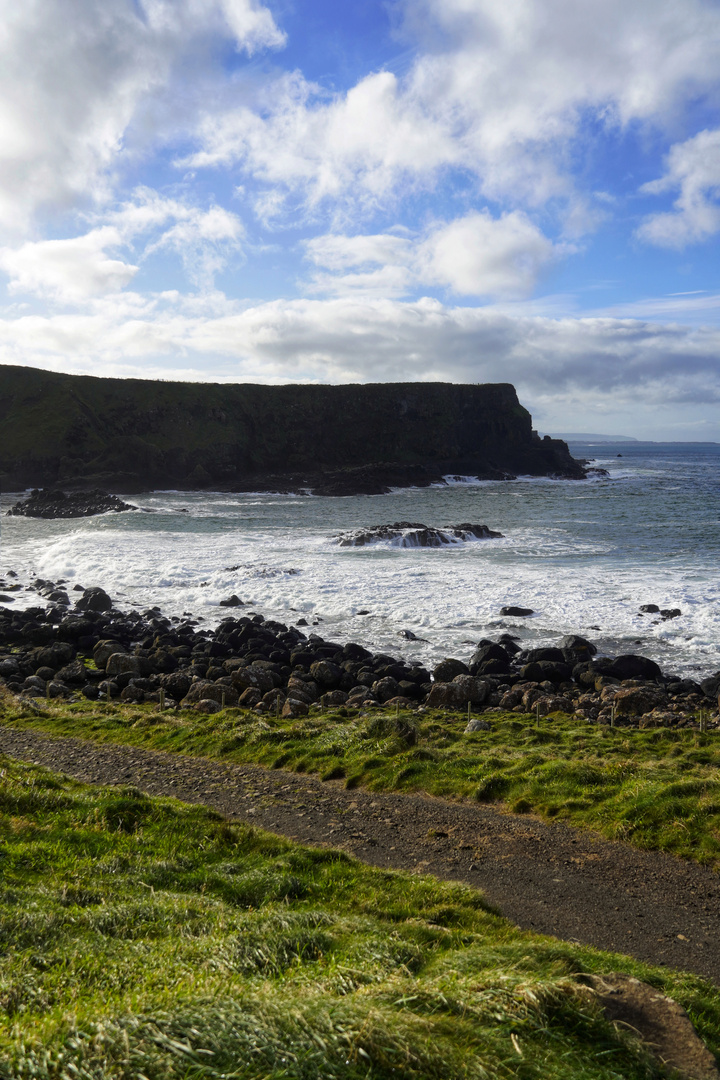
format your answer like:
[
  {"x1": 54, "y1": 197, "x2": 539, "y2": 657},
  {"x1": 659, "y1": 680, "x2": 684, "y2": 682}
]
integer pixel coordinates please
[
  {"x1": 3, "y1": 688, "x2": 720, "y2": 865},
  {"x1": 0, "y1": 753, "x2": 719, "y2": 1079}
]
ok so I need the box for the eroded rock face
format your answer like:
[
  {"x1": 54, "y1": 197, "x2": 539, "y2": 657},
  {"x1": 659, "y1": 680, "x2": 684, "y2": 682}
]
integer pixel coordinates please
[
  {"x1": 7, "y1": 489, "x2": 137, "y2": 518},
  {"x1": 334, "y1": 522, "x2": 503, "y2": 547}
]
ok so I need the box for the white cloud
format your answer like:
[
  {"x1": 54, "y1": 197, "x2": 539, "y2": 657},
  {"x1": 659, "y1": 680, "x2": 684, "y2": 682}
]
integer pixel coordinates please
[
  {"x1": 304, "y1": 212, "x2": 565, "y2": 299},
  {"x1": 0, "y1": 293, "x2": 718, "y2": 435},
  {"x1": 637, "y1": 128, "x2": 720, "y2": 248},
  {"x1": 187, "y1": 0, "x2": 720, "y2": 223},
  {"x1": 0, "y1": 189, "x2": 246, "y2": 300},
  {"x1": 0, "y1": 228, "x2": 137, "y2": 301},
  {"x1": 0, "y1": 0, "x2": 284, "y2": 235}
]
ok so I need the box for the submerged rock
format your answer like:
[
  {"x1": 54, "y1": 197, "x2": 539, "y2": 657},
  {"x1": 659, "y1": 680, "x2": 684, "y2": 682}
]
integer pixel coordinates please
[{"x1": 334, "y1": 521, "x2": 503, "y2": 547}]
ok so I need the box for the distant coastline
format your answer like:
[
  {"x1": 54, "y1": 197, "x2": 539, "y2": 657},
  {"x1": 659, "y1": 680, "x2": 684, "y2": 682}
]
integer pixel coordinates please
[{"x1": 544, "y1": 433, "x2": 719, "y2": 445}]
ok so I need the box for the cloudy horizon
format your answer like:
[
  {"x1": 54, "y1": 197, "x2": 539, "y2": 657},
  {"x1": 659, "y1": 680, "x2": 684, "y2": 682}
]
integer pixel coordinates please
[{"x1": 1, "y1": 0, "x2": 719, "y2": 440}]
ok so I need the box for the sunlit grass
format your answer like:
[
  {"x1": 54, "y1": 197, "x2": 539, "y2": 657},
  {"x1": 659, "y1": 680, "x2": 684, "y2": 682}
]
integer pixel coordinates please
[{"x1": 1, "y1": 754, "x2": 719, "y2": 1078}]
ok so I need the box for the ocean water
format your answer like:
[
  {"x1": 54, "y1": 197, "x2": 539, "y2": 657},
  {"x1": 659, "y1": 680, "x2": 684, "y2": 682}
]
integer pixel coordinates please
[{"x1": 1, "y1": 441, "x2": 719, "y2": 678}]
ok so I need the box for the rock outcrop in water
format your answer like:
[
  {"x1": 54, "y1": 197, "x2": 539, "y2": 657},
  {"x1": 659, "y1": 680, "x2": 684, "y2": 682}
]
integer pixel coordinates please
[
  {"x1": 0, "y1": 366, "x2": 586, "y2": 495},
  {"x1": 7, "y1": 488, "x2": 137, "y2": 518},
  {"x1": 335, "y1": 522, "x2": 503, "y2": 547},
  {"x1": 0, "y1": 584, "x2": 718, "y2": 729}
]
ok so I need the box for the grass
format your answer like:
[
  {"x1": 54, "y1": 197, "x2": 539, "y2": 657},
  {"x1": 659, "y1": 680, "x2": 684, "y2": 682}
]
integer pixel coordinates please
[
  {"x1": 1, "y1": 753, "x2": 719, "y2": 1079},
  {"x1": 3, "y1": 690, "x2": 720, "y2": 867}
]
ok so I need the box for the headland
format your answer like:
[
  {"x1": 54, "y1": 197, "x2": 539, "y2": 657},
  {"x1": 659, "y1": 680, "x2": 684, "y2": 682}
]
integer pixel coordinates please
[{"x1": 0, "y1": 366, "x2": 585, "y2": 495}]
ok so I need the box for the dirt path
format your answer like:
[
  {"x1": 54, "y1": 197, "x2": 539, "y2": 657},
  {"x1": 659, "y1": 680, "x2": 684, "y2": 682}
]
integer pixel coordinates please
[{"x1": 2, "y1": 724, "x2": 719, "y2": 984}]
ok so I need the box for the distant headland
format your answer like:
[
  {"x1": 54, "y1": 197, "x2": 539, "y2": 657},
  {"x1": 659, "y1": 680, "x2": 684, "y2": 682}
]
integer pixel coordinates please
[
  {"x1": 543, "y1": 432, "x2": 638, "y2": 443},
  {"x1": 0, "y1": 365, "x2": 586, "y2": 495}
]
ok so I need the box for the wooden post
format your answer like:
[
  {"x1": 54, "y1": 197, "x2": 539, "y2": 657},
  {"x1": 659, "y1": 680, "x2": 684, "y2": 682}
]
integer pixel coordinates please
[
  {"x1": 160, "y1": 688, "x2": 165, "y2": 710},
  {"x1": 221, "y1": 691, "x2": 226, "y2": 710}
]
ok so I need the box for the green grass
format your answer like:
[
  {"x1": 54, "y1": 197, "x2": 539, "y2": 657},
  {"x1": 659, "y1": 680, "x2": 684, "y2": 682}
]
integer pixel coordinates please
[
  {"x1": 0, "y1": 753, "x2": 719, "y2": 1079},
  {"x1": 3, "y1": 691, "x2": 720, "y2": 867}
]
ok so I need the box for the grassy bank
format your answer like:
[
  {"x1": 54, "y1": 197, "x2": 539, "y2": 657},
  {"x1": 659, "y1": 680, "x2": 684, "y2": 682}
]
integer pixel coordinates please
[
  {"x1": 1, "y1": 753, "x2": 719, "y2": 1079},
  {"x1": 2, "y1": 692, "x2": 720, "y2": 866}
]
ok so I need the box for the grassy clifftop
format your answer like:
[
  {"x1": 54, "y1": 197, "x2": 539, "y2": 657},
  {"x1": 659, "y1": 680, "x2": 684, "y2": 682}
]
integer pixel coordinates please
[{"x1": 0, "y1": 365, "x2": 583, "y2": 491}]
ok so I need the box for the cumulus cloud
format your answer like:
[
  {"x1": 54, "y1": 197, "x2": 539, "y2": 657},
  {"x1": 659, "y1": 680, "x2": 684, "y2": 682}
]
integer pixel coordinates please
[
  {"x1": 0, "y1": 189, "x2": 245, "y2": 300},
  {"x1": 304, "y1": 212, "x2": 565, "y2": 299},
  {"x1": 186, "y1": 0, "x2": 720, "y2": 223},
  {"x1": 637, "y1": 128, "x2": 720, "y2": 247},
  {"x1": 0, "y1": 228, "x2": 137, "y2": 302},
  {"x1": 0, "y1": 0, "x2": 284, "y2": 235}
]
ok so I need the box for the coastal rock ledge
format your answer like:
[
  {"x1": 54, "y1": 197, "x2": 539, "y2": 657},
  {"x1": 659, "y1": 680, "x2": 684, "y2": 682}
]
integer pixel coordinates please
[
  {"x1": 0, "y1": 367, "x2": 586, "y2": 495},
  {"x1": 335, "y1": 522, "x2": 503, "y2": 547},
  {"x1": 7, "y1": 488, "x2": 137, "y2": 518}
]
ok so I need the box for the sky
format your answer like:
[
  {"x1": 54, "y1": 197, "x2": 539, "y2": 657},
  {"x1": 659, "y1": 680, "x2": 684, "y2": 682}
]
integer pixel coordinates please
[{"x1": 0, "y1": 0, "x2": 719, "y2": 439}]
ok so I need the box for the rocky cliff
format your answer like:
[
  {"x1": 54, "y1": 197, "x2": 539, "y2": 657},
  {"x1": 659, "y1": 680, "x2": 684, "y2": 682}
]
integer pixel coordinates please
[{"x1": 0, "y1": 365, "x2": 585, "y2": 493}]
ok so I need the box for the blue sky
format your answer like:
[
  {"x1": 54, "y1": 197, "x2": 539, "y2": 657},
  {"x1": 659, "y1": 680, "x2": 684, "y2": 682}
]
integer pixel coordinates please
[{"x1": 0, "y1": 0, "x2": 719, "y2": 439}]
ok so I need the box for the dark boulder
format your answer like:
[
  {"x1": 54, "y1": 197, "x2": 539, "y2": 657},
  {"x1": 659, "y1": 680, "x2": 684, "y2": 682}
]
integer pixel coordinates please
[
  {"x1": 433, "y1": 658, "x2": 469, "y2": 682},
  {"x1": 309, "y1": 659, "x2": 343, "y2": 688},
  {"x1": 501, "y1": 606, "x2": 534, "y2": 616},
  {"x1": 219, "y1": 595, "x2": 243, "y2": 607},
  {"x1": 76, "y1": 587, "x2": 113, "y2": 613},
  {"x1": 469, "y1": 643, "x2": 508, "y2": 666},
  {"x1": 521, "y1": 661, "x2": 571, "y2": 684},
  {"x1": 700, "y1": 672, "x2": 720, "y2": 701},
  {"x1": 607, "y1": 654, "x2": 662, "y2": 682},
  {"x1": 525, "y1": 647, "x2": 565, "y2": 663},
  {"x1": 560, "y1": 635, "x2": 597, "y2": 657}
]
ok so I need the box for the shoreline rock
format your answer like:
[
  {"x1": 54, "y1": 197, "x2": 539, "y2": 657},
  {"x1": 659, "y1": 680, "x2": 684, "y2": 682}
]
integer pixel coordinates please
[
  {"x1": 335, "y1": 522, "x2": 504, "y2": 547},
  {"x1": 0, "y1": 586, "x2": 718, "y2": 730},
  {"x1": 7, "y1": 488, "x2": 137, "y2": 518}
]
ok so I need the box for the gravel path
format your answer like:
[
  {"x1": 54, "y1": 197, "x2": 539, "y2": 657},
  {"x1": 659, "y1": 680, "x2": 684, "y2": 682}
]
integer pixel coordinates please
[{"x1": 2, "y1": 723, "x2": 719, "y2": 984}]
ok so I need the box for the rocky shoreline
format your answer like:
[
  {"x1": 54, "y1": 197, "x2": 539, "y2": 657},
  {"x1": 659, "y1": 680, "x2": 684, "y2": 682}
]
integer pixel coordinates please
[{"x1": 1, "y1": 582, "x2": 718, "y2": 730}]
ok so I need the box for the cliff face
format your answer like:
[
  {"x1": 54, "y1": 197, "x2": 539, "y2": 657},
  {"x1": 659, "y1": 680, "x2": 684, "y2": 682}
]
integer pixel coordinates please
[{"x1": 0, "y1": 366, "x2": 585, "y2": 492}]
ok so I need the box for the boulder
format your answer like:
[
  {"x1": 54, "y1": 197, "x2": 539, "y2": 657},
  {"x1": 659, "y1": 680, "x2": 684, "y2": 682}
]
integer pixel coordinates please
[
  {"x1": 93, "y1": 640, "x2": 126, "y2": 669},
  {"x1": 320, "y1": 689, "x2": 349, "y2": 708},
  {"x1": 282, "y1": 697, "x2": 309, "y2": 718},
  {"x1": 465, "y1": 718, "x2": 491, "y2": 732},
  {"x1": 535, "y1": 695, "x2": 573, "y2": 716},
  {"x1": 219, "y1": 595, "x2": 243, "y2": 607},
  {"x1": 607, "y1": 654, "x2": 662, "y2": 682},
  {"x1": 433, "y1": 658, "x2": 470, "y2": 682},
  {"x1": 238, "y1": 687, "x2": 262, "y2": 707},
  {"x1": 700, "y1": 672, "x2": 720, "y2": 701},
  {"x1": 427, "y1": 682, "x2": 467, "y2": 709},
  {"x1": 525, "y1": 647, "x2": 565, "y2": 663},
  {"x1": 500, "y1": 606, "x2": 534, "y2": 616},
  {"x1": 195, "y1": 699, "x2": 222, "y2": 714},
  {"x1": 55, "y1": 660, "x2": 88, "y2": 685},
  {"x1": 38, "y1": 642, "x2": 75, "y2": 668},
  {"x1": 451, "y1": 674, "x2": 490, "y2": 704},
  {"x1": 75, "y1": 587, "x2": 113, "y2": 613},
  {"x1": 613, "y1": 687, "x2": 669, "y2": 717},
  {"x1": 232, "y1": 664, "x2": 276, "y2": 695},
  {"x1": 159, "y1": 671, "x2": 192, "y2": 700},
  {"x1": 310, "y1": 659, "x2": 343, "y2": 688},
  {"x1": 470, "y1": 643, "x2": 508, "y2": 666},
  {"x1": 372, "y1": 676, "x2": 400, "y2": 703},
  {"x1": 105, "y1": 653, "x2": 142, "y2": 677}
]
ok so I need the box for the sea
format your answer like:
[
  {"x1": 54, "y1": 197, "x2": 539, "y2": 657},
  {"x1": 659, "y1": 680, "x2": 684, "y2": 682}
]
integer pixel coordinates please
[{"x1": 1, "y1": 442, "x2": 719, "y2": 679}]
